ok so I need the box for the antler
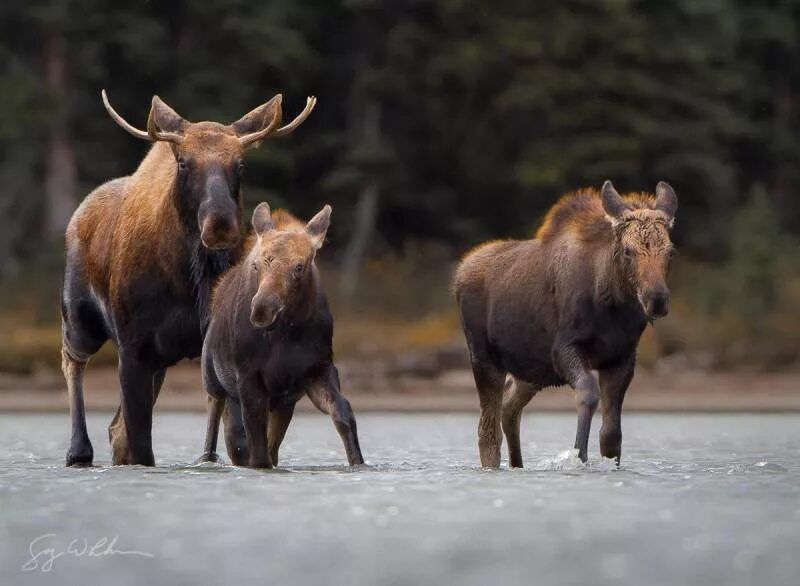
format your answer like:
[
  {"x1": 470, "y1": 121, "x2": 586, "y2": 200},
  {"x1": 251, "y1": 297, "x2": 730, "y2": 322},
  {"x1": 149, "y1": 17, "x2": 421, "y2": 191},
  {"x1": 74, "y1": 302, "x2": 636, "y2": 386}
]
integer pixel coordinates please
[
  {"x1": 237, "y1": 95, "x2": 283, "y2": 148},
  {"x1": 101, "y1": 89, "x2": 151, "y2": 141},
  {"x1": 273, "y1": 96, "x2": 317, "y2": 137},
  {"x1": 101, "y1": 90, "x2": 184, "y2": 144}
]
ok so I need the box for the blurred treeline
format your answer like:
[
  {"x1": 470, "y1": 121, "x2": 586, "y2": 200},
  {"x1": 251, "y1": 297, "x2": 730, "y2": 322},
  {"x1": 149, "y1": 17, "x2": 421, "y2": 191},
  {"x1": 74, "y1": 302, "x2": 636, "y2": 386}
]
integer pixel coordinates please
[{"x1": 1, "y1": 0, "x2": 799, "y2": 372}]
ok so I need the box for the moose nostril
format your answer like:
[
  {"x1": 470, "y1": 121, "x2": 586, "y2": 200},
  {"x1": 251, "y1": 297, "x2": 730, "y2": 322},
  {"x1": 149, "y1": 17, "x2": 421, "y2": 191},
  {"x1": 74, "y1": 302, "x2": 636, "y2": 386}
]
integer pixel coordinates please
[
  {"x1": 201, "y1": 217, "x2": 240, "y2": 249},
  {"x1": 648, "y1": 293, "x2": 669, "y2": 317}
]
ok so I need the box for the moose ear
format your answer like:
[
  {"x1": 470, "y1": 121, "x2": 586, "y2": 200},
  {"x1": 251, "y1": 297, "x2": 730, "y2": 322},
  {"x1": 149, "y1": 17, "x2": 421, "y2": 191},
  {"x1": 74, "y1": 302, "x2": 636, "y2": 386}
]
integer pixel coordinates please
[
  {"x1": 655, "y1": 181, "x2": 678, "y2": 225},
  {"x1": 251, "y1": 202, "x2": 274, "y2": 236},
  {"x1": 147, "y1": 96, "x2": 188, "y2": 137},
  {"x1": 232, "y1": 95, "x2": 283, "y2": 137},
  {"x1": 306, "y1": 205, "x2": 332, "y2": 250},
  {"x1": 601, "y1": 180, "x2": 627, "y2": 221}
]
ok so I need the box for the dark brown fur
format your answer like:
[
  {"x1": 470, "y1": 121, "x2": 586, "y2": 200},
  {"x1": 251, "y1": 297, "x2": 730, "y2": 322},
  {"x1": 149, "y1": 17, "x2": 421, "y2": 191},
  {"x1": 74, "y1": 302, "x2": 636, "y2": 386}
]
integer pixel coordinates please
[
  {"x1": 61, "y1": 92, "x2": 313, "y2": 466},
  {"x1": 198, "y1": 203, "x2": 364, "y2": 468},
  {"x1": 454, "y1": 181, "x2": 678, "y2": 467}
]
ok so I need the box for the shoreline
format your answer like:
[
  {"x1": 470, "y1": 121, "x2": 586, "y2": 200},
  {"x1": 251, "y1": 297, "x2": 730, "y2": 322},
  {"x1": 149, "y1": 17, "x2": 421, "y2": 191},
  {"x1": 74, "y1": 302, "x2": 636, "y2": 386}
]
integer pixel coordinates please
[{"x1": 2, "y1": 364, "x2": 799, "y2": 413}]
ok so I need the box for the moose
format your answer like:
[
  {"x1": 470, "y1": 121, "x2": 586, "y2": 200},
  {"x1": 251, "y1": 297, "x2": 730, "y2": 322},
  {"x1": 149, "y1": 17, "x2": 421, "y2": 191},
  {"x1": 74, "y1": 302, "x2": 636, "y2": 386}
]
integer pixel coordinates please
[
  {"x1": 61, "y1": 89, "x2": 316, "y2": 466},
  {"x1": 198, "y1": 203, "x2": 364, "y2": 468},
  {"x1": 454, "y1": 181, "x2": 678, "y2": 467}
]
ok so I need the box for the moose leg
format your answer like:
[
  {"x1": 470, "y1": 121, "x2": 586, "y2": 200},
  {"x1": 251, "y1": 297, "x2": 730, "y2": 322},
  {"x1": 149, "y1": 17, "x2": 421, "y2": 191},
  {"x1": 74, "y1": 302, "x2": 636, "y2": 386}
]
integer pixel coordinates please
[
  {"x1": 307, "y1": 366, "x2": 364, "y2": 466},
  {"x1": 223, "y1": 396, "x2": 249, "y2": 465},
  {"x1": 239, "y1": 382, "x2": 271, "y2": 469},
  {"x1": 196, "y1": 395, "x2": 225, "y2": 463},
  {"x1": 470, "y1": 360, "x2": 506, "y2": 468},
  {"x1": 116, "y1": 355, "x2": 158, "y2": 466},
  {"x1": 598, "y1": 356, "x2": 635, "y2": 465},
  {"x1": 110, "y1": 369, "x2": 165, "y2": 465},
  {"x1": 62, "y1": 348, "x2": 93, "y2": 467},
  {"x1": 501, "y1": 377, "x2": 540, "y2": 468},
  {"x1": 267, "y1": 404, "x2": 295, "y2": 467},
  {"x1": 554, "y1": 342, "x2": 599, "y2": 463}
]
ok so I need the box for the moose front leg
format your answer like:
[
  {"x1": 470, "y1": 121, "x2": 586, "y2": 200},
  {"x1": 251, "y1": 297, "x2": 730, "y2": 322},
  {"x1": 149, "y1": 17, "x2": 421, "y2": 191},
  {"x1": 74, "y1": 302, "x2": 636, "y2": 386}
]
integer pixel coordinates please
[
  {"x1": 306, "y1": 365, "x2": 364, "y2": 466},
  {"x1": 116, "y1": 356, "x2": 159, "y2": 466},
  {"x1": 554, "y1": 342, "x2": 599, "y2": 463},
  {"x1": 109, "y1": 368, "x2": 165, "y2": 465},
  {"x1": 598, "y1": 356, "x2": 635, "y2": 465},
  {"x1": 239, "y1": 382, "x2": 271, "y2": 469},
  {"x1": 267, "y1": 403, "x2": 295, "y2": 467},
  {"x1": 222, "y1": 396, "x2": 249, "y2": 466}
]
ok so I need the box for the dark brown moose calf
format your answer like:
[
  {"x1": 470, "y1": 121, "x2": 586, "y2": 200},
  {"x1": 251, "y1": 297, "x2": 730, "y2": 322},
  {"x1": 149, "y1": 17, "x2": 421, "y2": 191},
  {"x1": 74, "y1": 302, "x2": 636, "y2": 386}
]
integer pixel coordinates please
[
  {"x1": 199, "y1": 203, "x2": 364, "y2": 468},
  {"x1": 454, "y1": 181, "x2": 678, "y2": 467},
  {"x1": 61, "y1": 89, "x2": 316, "y2": 466}
]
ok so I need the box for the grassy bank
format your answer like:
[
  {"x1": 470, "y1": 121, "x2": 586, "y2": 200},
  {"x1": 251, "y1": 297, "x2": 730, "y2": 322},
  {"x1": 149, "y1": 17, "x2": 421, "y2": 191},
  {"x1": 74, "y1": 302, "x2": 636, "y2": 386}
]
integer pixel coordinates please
[{"x1": 1, "y1": 244, "x2": 799, "y2": 375}]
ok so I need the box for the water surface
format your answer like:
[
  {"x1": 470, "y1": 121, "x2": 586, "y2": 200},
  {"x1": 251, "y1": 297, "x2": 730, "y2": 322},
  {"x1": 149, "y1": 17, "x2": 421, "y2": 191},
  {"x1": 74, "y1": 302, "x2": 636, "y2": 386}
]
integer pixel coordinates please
[{"x1": 1, "y1": 412, "x2": 799, "y2": 585}]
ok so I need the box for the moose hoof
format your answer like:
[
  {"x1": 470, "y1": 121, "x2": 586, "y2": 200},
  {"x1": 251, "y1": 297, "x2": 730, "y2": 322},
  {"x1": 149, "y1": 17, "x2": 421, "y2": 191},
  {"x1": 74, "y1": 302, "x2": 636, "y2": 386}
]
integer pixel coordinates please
[
  {"x1": 66, "y1": 445, "x2": 94, "y2": 467},
  {"x1": 193, "y1": 452, "x2": 222, "y2": 465}
]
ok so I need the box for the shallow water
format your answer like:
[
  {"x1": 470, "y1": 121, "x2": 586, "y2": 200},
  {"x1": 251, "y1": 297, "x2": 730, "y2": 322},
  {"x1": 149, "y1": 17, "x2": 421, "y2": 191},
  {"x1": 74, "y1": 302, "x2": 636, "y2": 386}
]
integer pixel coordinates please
[{"x1": 1, "y1": 412, "x2": 799, "y2": 586}]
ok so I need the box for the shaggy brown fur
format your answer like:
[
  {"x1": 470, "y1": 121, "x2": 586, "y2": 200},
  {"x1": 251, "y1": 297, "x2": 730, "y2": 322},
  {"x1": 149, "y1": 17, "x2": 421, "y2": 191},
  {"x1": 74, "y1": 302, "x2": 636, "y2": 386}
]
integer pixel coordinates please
[
  {"x1": 535, "y1": 188, "x2": 661, "y2": 244},
  {"x1": 454, "y1": 180, "x2": 678, "y2": 467}
]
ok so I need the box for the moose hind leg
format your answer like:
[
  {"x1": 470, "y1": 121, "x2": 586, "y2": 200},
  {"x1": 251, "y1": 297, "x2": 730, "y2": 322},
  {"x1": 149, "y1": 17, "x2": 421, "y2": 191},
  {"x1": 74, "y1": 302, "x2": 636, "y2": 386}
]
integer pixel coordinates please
[
  {"x1": 196, "y1": 395, "x2": 225, "y2": 463},
  {"x1": 502, "y1": 377, "x2": 539, "y2": 468},
  {"x1": 469, "y1": 359, "x2": 506, "y2": 468},
  {"x1": 307, "y1": 366, "x2": 364, "y2": 466},
  {"x1": 63, "y1": 348, "x2": 93, "y2": 466}
]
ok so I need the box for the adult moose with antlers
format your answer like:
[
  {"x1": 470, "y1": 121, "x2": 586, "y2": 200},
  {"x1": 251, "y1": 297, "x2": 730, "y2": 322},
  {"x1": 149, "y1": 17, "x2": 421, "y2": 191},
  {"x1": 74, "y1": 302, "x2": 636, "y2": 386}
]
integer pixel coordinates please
[{"x1": 61, "y1": 89, "x2": 316, "y2": 466}]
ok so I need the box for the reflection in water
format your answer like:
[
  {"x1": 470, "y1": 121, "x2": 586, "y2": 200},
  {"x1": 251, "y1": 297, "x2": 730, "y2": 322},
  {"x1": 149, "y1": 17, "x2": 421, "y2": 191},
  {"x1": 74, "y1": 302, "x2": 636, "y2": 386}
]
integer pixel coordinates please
[{"x1": 1, "y1": 412, "x2": 799, "y2": 586}]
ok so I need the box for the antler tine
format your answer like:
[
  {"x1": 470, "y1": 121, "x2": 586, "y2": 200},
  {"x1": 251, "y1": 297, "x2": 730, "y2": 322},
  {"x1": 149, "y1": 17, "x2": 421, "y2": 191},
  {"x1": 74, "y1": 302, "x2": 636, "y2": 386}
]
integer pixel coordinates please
[
  {"x1": 272, "y1": 96, "x2": 317, "y2": 137},
  {"x1": 101, "y1": 89, "x2": 151, "y2": 141}
]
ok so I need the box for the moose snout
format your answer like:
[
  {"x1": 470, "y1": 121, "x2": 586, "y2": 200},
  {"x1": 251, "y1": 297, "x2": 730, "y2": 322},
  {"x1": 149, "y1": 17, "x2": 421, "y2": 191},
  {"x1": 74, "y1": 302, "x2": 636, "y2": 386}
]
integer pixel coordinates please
[
  {"x1": 250, "y1": 295, "x2": 285, "y2": 329},
  {"x1": 200, "y1": 215, "x2": 240, "y2": 250},
  {"x1": 641, "y1": 287, "x2": 670, "y2": 319}
]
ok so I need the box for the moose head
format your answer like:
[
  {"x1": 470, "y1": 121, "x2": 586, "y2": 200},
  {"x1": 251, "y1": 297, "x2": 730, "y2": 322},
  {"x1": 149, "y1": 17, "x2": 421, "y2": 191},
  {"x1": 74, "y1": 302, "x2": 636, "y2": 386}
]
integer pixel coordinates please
[
  {"x1": 247, "y1": 202, "x2": 331, "y2": 330},
  {"x1": 602, "y1": 180, "x2": 678, "y2": 319},
  {"x1": 101, "y1": 90, "x2": 316, "y2": 251}
]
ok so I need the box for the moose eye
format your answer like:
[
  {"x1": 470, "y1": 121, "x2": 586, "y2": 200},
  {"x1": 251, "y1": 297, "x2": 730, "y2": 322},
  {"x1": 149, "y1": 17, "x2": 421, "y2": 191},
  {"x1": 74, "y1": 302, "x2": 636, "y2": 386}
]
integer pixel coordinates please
[
  {"x1": 293, "y1": 263, "x2": 305, "y2": 279},
  {"x1": 177, "y1": 157, "x2": 187, "y2": 172},
  {"x1": 623, "y1": 246, "x2": 635, "y2": 258},
  {"x1": 236, "y1": 159, "x2": 245, "y2": 176}
]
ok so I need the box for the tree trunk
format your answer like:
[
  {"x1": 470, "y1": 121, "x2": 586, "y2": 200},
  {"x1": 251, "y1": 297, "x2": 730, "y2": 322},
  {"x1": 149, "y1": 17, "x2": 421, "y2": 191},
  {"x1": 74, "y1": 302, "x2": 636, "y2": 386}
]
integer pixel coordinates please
[
  {"x1": 772, "y1": 80, "x2": 795, "y2": 226},
  {"x1": 43, "y1": 29, "x2": 77, "y2": 239},
  {"x1": 339, "y1": 178, "x2": 379, "y2": 296},
  {"x1": 339, "y1": 99, "x2": 382, "y2": 296}
]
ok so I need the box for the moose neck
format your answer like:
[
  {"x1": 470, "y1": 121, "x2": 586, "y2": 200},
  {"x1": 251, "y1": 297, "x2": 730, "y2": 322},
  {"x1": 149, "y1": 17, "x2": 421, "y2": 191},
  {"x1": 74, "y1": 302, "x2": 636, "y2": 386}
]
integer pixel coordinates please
[
  {"x1": 592, "y1": 243, "x2": 636, "y2": 308},
  {"x1": 290, "y1": 265, "x2": 320, "y2": 325}
]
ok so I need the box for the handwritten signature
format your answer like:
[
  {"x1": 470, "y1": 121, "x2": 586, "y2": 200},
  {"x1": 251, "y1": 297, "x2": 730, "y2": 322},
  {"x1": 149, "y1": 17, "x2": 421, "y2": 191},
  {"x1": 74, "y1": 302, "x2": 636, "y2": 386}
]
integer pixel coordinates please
[{"x1": 21, "y1": 533, "x2": 155, "y2": 572}]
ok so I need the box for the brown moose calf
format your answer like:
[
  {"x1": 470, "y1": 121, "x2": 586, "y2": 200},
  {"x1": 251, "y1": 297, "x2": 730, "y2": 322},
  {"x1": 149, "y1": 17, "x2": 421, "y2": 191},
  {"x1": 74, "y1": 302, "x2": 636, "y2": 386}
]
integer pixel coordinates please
[
  {"x1": 199, "y1": 203, "x2": 364, "y2": 468},
  {"x1": 454, "y1": 181, "x2": 678, "y2": 467}
]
